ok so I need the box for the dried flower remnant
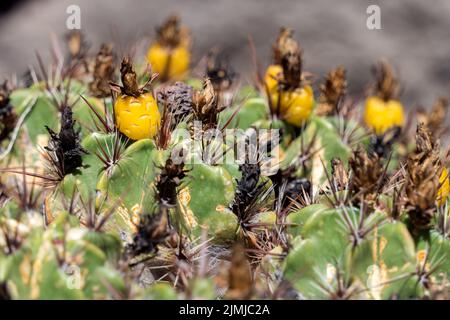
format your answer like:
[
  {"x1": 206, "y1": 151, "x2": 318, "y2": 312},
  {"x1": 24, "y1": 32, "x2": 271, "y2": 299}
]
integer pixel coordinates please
[
  {"x1": 276, "y1": 28, "x2": 302, "y2": 90},
  {"x1": 231, "y1": 163, "x2": 263, "y2": 217},
  {"x1": 373, "y1": 61, "x2": 400, "y2": 102},
  {"x1": 192, "y1": 79, "x2": 225, "y2": 131},
  {"x1": 229, "y1": 159, "x2": 276, "y2": 254},
  {"x1": 155, "y1": 158, "x2": 187, "y2": 207},
  {"x1": 44, "y1": 106, "x2": 88, "y2": 178},
  {"x1": 206, "y1": 50, "x2": 236, "y2": 92},
  {"x1": 349, "y1": 147, "x2": 385, "y2": 208},
  {"x1": 417, "y1": 97, "x2": 449, "y2": 138},
  {"x1": 89, "y1": 43, "x2": 115, "y2": 97},
  {"x1": 368, "y1": 126, "x2": 401, "y2": 159},
  {"x1": 0, "y1": 81, "x2": 16, "y2": 144},
  {"x1": 405, "y1": 124, "x2": 443, "y2": 234},
  {"x1": 331, "y1": 157, "x2": 349, "y2": 192},
  {"x1": 127, "y1": 208, "x2": 175, "y2": 256},
  {"x1": 316, "y1": 67, "x2": 347, "y2": 116}
]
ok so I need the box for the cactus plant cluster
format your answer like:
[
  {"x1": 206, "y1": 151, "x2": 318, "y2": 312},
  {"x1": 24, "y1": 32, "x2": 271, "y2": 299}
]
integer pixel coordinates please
[{"x1": 0, "y1": 16, "x2": 449, "y2": 300}]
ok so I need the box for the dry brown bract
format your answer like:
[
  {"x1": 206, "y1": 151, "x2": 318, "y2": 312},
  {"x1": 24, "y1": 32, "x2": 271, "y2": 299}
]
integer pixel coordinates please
[
  {"x1": 417, "y1": 97, "x2": 449, "y2": 138},
  {"x1": 349, "y1": 147, "x2": 384, "y2": 207},
  {"x1": 273, "y1": 28, "x2": 303, "y2": 90},
  {"x1": 372, "y1": 60, "x2": 400, "y2": 101},
  {"x1": 155, "y1": 15, "x2": 190, "y2": 49},
  {"x1": 405, "y1": 124, "x2": 443, "y2": 233},
  {"x1": 89, "y1": 44, "x2": 115, "y2": 97},
  {"x1": 192, "y1": 79, "x2": 225, "y2": 131},
  {"x1": 331, "y1": 157, "x2": 349, "y2": 191},
  {"x1": 316, "y1": 67, "x2": 347, "y2": 116},
  {"x1": 120, "y1": 57, "x2": 141, "y2": 97},
  {"x1": 110, "y1": 57, "x2": 156, "y2": 98}
]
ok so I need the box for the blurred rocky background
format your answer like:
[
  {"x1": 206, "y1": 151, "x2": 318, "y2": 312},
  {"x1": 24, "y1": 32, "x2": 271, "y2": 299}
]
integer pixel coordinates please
[{"x1": 1, "y1": 0, "x2": 449, "y2": 110}]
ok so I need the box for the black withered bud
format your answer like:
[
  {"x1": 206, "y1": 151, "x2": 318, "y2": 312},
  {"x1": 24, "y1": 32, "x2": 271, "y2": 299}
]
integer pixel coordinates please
[
  {"x1": 0, "y1": 81, "x2": 16, "y2": 143},
  {"x1": 127, "y1": 208, "x2": 175, "y2": 256},
  {"x1": 206, "y1": 50, "x2": 236, "y2": 92},
  {"x1": 284, "y1": 178, "x2": 311, "y2": 204},
  {"x1": 231, "y1": 163, "x2": 265, "y2": 216},
  {"x1": 156, "y1": 158, "x2": 187, "y2": 207},
  {"x1": 45, "y1": 106, "x2": 88, "y2": 176}
]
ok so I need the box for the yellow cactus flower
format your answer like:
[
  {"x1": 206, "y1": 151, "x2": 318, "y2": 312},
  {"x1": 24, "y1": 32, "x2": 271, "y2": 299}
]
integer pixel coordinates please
[
  {"x1": 437, "y1": 167, "x2": 449, "y2": 206},
  {"x1": 147, "y1": 43, "x2": 190, "y2": 80},
  {"x1": 264, "y1": 64, "x2": 283, "y2": 92},
  {"x1": 114, "y1": 93, "x2": 160, "y2": 140},
  {"x1": 364, "y1": 96, "x2": 405, "y2": 135},
  {"x1": 271, "y1": 86, "x2": 315, "y2": 126}
]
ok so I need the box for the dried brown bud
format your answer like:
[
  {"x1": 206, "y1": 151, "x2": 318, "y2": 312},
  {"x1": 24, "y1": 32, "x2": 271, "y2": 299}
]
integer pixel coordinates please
[
  {"x1": 128, "y1": 207, "x2": 174, "y2": 256},
  {"x1": 120, "y1": 57, "x2": 140, "y2": 97},
  {"x1": 317, "y1": 67, "x2": 347, "y2": 116},
  {"x1": 349, "y1": 147, "x2": 384, "y2": 205},
  {"x1": 273, "y1": 28, "x2": 303, "y2": 89},
  {"x1": 193, "y1": 79, "x2": 216, "y2": 113},
  {"x1": 417, "y1": 97, "x2": 449, "y2": 138},
  {"x1": 405, "y1": 124, "x2": 443, "y2": 233},
  {"x1": 206, "y1": 50, "x2": 235, "y2": 92},
  {"x1": 331, "y1": 157, "x2": 349, "y2": 191},
  {"x1": 156, "y1": 158, "x2": 187, "y2": 206},
  {"x1": 0, "y1": 81, "x2": 16, "y2": 143},
  {"x1": 155, "y1": 15, "x2": 190, "y2": 48},
  {"x1": 89, "y1": 44, "x2": 115, "y2": 97},
  {"x1": 373, "y1": 60, "x2": 400, "y2": 101},
  {"x1": 192, "y1": 79, "x2": 224, "y2": 130}
]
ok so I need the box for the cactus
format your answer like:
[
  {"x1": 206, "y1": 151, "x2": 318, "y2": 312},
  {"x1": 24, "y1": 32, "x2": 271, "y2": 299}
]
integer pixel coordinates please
[
  {"x1": 219, "y1": 97, "x2": 268, "y2": 130},
  {"x1": 0, "y1": 18, "x2": 449, "y2": 301},
  {"x1": 180, "y1": 162, "x2": 237, "y2": 241}
]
